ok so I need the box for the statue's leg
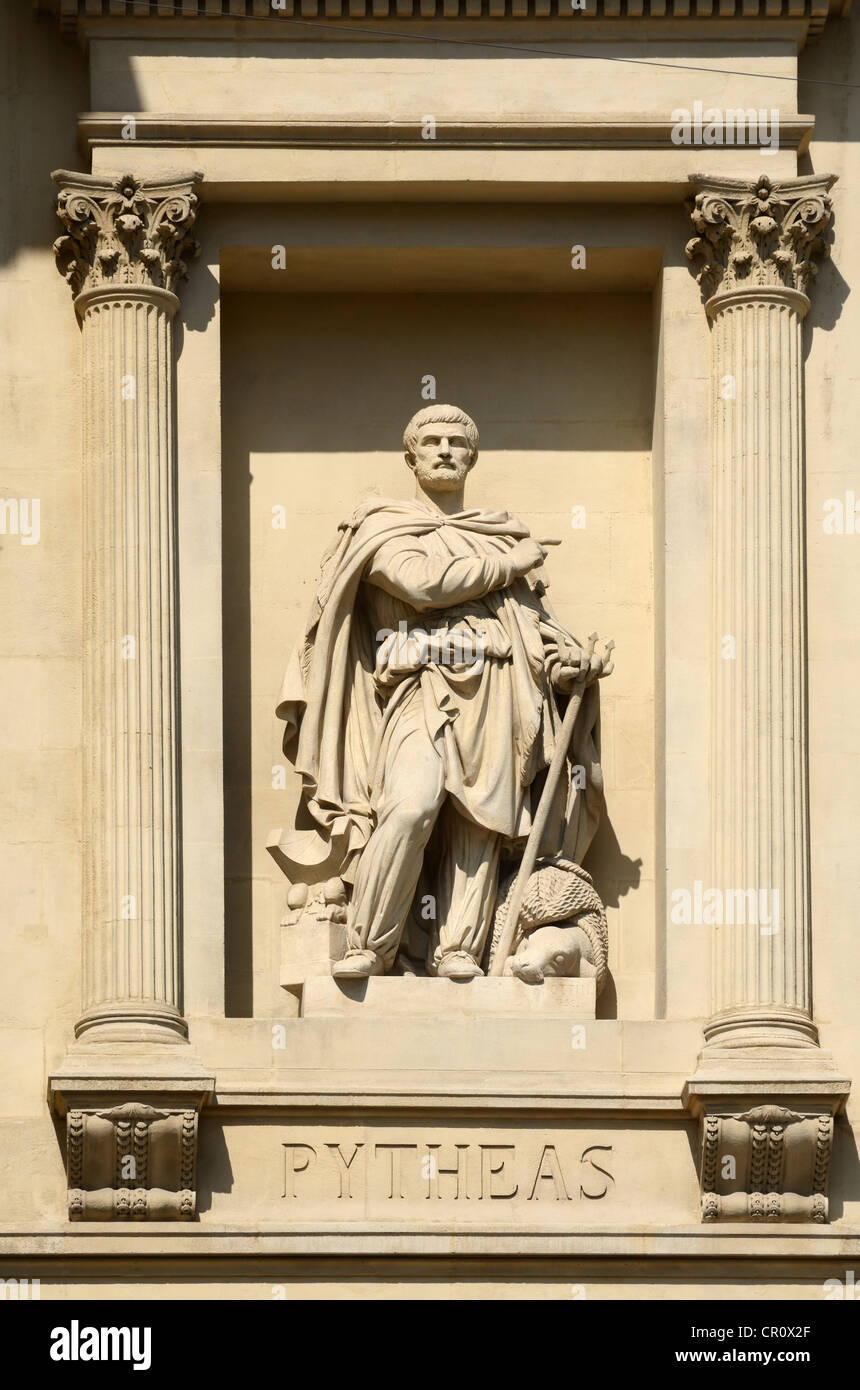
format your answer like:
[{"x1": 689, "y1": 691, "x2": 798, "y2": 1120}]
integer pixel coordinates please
[
  {"x1": 430, "y1": 806, "x2": 501, "y2": 977},
  {"x1": 338, "y1": 689, "x2": 445, "y2": 975}
]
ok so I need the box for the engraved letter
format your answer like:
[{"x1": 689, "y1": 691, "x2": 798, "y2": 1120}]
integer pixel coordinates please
[
  {"x1": 424, "y1": 1143, "x2": 470, "y2": 1200},
  {"x1": 527, "y1": 1144, "x2": 571, "y2": 1201},
  {"x1": 282, "y1": 1143, "x2": 316, "y2": 1198},
  {"x1": 325, "y1": 1142, "x2": 364, "y2": 1199},
  {"x1": 579, "y1": 1144, "x2": 614, "y2": 1200},
  {"x1": 375, "y1": 1143, "x2": 418, "y2": 1199},
  {"x1": 479, "y1": 1144, "x2": 518, "y2": 1199}
]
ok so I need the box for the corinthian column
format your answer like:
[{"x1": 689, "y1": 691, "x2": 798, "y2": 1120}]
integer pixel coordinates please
[
  {"x1": 53, "y1": 170, "x2": 201, "y2": 1046},
  {"x1": 683, "y1": 175, "x2": 849, "y2": 1224},
  {"x1": 686, "y1": 173, "x2": 834, "y2": 1052}
]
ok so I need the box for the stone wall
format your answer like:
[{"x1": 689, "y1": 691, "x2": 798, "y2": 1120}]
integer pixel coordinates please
[{"x1": 1, "y1": 0, "x2": 858, "y2": 1296}]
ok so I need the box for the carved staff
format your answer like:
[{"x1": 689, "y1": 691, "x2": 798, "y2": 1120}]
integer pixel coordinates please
[{"x1": 489, "y1": 631, "x2": 614, "y2": 976}]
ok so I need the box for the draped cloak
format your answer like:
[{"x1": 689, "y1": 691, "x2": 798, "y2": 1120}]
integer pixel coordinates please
[{"x1": 272, "y1": 498, "x2": 603, "y2": 886}]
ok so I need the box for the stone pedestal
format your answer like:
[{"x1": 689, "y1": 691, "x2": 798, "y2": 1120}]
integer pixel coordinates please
[{"x1": 301, "y1": 975, "x2": 597, "y2": 1020}]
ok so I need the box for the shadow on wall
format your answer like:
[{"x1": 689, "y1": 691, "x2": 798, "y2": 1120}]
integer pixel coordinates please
[
  {"x1": 223, "y1": 447, "x2": 254, "y2": 1018},
  {"x1": 828, "y1": 1113, "x2": 860, "y2": 1223},
  {"x1": 799, "y1": 212, "x2": 850, "y2": 339},
  {"x1": 195, "y1": 1115, "x2": 235, "y2": 1215},
  {"x1": 1, "y1": 14, "x2": 89, "y2": 270},
  {"x1": 584, "y1": 814, "x2": 644, "y2": 1020},
  {"x1": 175, "y1": 261, "x2": 220, "y2": 341},
  {"x1": 796, "y1": 11, "x2": 857, "y2": 337}
]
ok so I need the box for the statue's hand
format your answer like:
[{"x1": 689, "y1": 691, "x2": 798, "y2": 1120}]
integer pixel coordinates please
[
  {"x1": 549, "y1": 641, "x2": 612, "y2": 691},
  {"x1": 550, "y1": 657, "x2": 584, "y2": 692},
  {"x1": 508, "y1": 538, "x2": 548, "y2": 578}
]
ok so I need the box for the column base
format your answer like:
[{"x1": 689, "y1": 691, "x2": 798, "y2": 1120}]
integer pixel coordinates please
[
  {"x1": 703, "y1": 1005, "x2": 820, "y2": 1052},
  {"x1": 74, "y1": 1001, "x2": 189, "y2": 1046}
]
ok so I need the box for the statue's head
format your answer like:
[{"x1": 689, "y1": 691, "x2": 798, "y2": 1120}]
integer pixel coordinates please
[{"x1": 403, "y1": 404, "x2": 479, "y2": 493}]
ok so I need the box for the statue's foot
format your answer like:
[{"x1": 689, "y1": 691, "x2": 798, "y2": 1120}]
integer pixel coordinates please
[
  {"x1": 436, "y1": 950, "x2": 484, "y2": 981},
  {"x1": 332, "y1": 949, "x2": 384, "y2": 979}
]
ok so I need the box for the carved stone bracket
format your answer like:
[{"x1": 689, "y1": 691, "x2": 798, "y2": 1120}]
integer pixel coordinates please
[
  {"x1": 686, "y1": 172, "x2": 835, "y2": 306},
  {"x1": 52, "y1": 170, "x2": 201, "y2": 300},
  {"x1": 684, "y1": 1076, "x2": 848, "y2": 1224},
  {"x1": 698, "y1": 1105, "x2": 833, "y2": 1224},
  {"x1": 65, "y1": 1101, "x2": 200, "y2": 1222}
]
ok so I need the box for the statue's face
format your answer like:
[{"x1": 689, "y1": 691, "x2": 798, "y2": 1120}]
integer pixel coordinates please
[{"x1": 407, "y1": 422, "x2": 475, "y2": 492}]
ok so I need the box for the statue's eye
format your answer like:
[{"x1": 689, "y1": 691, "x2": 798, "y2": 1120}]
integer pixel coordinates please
[{"x1": 553, "y1": 953, "x2": 566, "y2": 966}]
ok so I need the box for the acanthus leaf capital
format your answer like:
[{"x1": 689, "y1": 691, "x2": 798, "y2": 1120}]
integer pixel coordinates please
[
  {"x1": 52, "y1": 169, "x2": 203, "y2": 300},
  {"x1": 685, "y1": 172, "x2": 836, "y2": 303}
]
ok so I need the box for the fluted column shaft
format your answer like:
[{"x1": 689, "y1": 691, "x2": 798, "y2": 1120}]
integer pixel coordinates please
[
  {"x1": 710, "y1": 285, "x2": 811, "y2": 1045},
  {"x1": 78, "y1": 285, "x2": 181, "y2": 1039},
  {"x1": 687, "y1": 174, "x2": 835, "y2": 1051},
  {"x1": 53, "y1": 171, "x2": 201, "y2": 1045}
]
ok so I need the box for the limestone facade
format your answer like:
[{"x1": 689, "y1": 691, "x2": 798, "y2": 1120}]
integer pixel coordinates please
[{"x1": 1, "y1": 0, "x2": 859, "y2": 1298}]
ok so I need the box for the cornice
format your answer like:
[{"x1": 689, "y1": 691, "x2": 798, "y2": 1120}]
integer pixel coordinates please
[{"x1": 37, "y1": 0, "x2": 852, "y2": 46}]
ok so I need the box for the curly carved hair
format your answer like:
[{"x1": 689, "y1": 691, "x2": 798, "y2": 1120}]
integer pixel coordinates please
[{"x1": 403, "y1": 405, "x2": 479, "y2": 462}]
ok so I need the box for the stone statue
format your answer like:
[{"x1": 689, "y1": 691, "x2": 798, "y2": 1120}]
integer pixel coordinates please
[{"x1": 273, "y1": 405, "x2": 613, "y2": 985}]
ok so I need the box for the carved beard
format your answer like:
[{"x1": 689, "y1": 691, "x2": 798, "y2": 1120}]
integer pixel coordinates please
[{"x1": 412, "y1": 458, "x2": 471, "y2": 491}]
